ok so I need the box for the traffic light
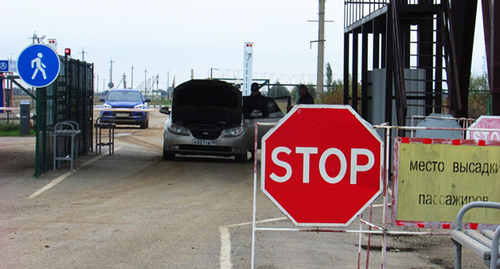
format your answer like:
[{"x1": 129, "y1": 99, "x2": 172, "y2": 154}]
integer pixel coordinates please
[{"x1": 64, "y1": 48, "x2": 71, "y2": 56}]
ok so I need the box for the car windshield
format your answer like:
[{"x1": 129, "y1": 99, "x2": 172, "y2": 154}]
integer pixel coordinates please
[{"x1": 107, "y1": 91, "x2": 142, "y2": 102}]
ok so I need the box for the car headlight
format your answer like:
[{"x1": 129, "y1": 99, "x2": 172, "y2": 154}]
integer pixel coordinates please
[
  {"x1": 168, "y1": 122, "x2": 190, "y2": 135},
  {"x1": 134, "y1": 104, "x2": 144, "y2": 109},
  {"x1": 103, "y1": 103, "x2": 112, "y2": 108},
  {"x1": 223, "y1": 126, "x2": 244, "y2": 137}
]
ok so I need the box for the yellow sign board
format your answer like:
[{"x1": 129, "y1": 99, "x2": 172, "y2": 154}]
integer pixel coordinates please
[{"x1": 394, "y1": 138, "x2": 500, "y2": 226}]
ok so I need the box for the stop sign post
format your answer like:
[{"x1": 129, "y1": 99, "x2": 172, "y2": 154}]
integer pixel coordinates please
[{"x1": 261, "y1": 105, "x2": 383, "y2": 227}]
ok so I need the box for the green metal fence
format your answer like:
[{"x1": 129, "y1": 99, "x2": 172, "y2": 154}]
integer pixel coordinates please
[{"x1": 34, "y1": 56, "x2": 94, "y2": 178}]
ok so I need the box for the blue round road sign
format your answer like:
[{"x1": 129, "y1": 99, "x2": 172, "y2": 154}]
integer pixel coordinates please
[{"x1": 17, "y1": 44, "x2": 60, "y2": 88}]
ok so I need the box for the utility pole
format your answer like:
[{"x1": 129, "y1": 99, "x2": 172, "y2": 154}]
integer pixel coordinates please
[
  {"x1": 156, "y1": 74, "x2": 160, "y2": 99},
  {"x1": 131, "y1": 65, "x2": 134, "y2": 89},
  {"x1": 30, "y1": 32, "x2": 46, "y2": 44},
  {"x1": 316, "y1": 0, "x2": 326, "y2": 94},
  {"x1": 166, "y1": 71, "x2": 169, "y2": 89},
  {"x1": 109, "y1": 58, "x2": 114, "y2": 89},
  {"x1": 166, "y1": 72, "x2": 170, "y2": 99},
  {"x1": 81, "y1": 47, "x2": 85, "y2": 61},
  {"x1": 123, "y1": 73, "x2": 127, "y2": 89},
  {"x1": 31, "y1": 32, "x2": 37, "y2": 44}
]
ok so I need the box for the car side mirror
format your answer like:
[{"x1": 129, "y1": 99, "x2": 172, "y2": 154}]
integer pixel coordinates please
[
  {"x1": 250, "y1": 110, "x2": 263, "y2": 118},
  {"x1": 145, "y1": 98, "x2": 151, "y2": 102},
  {"x1": 99, "y1": 97, "x2": 105, "y2": 102},
  {"x1": 159, "y1": 106, "x2": 171, "y2": 115}
]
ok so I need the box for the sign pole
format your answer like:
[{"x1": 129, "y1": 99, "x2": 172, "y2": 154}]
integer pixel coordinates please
[{"x1": 381, "y1": 125, "x2": 392, "y2": 269}]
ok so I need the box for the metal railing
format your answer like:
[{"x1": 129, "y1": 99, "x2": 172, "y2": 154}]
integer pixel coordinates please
[
  {"x1": 344, "y1": 0, "x2": 389, "y2": 27},
  {"x1": 344, "y1": 0, "x2": 443, "y2": 28}
]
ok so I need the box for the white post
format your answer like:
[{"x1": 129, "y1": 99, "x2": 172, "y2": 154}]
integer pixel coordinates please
[{"x1": 243, "y1": 42, "x2": 254, "y2": 96}]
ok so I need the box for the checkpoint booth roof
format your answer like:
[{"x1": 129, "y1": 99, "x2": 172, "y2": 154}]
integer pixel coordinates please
[{"x1": 261, "y1": 105, "x2": 384, "y2": 227}]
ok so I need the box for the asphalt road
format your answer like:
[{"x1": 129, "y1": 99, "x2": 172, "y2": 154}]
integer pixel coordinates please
[{"x1": 0, "y1": 111, "x2": 486, "y2": 268}]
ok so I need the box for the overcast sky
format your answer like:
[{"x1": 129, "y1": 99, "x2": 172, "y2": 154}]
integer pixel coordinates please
[{"x1": 1, "y1": 0, "x2": 487, "y2": 91}]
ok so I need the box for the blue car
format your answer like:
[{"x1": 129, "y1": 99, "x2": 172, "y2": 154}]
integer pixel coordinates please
[{"x1": 100, "y1": 89, "x2": 151, "y2": 129}]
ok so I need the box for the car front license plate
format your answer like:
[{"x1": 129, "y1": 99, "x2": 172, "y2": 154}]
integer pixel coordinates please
[
  {"x1": 193, "y1": 139, "x2": 219, "y2": 146},
  {"x1": 116, "y1": 113, "x2": 129, "y2": 117}
]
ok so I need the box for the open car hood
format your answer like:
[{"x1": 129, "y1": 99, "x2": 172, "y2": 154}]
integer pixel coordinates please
[
  {"x1": 172, "y1": 80, "x2": 242, "y2": 116},
  {"x1": 171, "y1": 80, "x2": 243, "y2": 127}
]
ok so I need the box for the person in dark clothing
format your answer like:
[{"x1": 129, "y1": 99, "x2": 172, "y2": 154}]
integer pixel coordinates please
[
  {"x1": 296, "y1": 84, "x2": 314, "y2": 104},
  {"x1": 243, "y1": 83, "x2": 269, "y2": 162},
  {"x1": 243, "y1": 82, "x2": 269, "y2": 118}
]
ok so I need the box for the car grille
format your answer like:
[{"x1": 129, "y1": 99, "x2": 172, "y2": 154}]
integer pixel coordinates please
[{"x1": 191, "y1": 129, "x2": 222, "y2": 139}]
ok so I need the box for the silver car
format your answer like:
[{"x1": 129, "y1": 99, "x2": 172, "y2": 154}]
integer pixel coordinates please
[
  {"x1": 160, "y1": 80, "x2": 248, "y2": 162},
  {"x1": 160, "y1": 80, "x2": 290, "y2": 162}
]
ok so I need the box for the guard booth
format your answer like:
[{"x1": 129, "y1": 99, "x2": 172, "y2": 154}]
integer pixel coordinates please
[{"x1": 33, "y1": 56, "x2": 94, "y2": 178}]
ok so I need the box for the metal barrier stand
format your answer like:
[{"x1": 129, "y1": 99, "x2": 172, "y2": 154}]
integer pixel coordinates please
[
  {"x1": 452, "y1": 201, "x2": 500, "y2": 269},
  {"x1": 53, "y1": 121, "x2": 81, "y2": 172},
  {"x1": 94, "y1": 116, "x2": 115, "y2": 155}
]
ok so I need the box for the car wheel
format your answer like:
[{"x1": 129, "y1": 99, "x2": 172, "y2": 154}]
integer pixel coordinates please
[
  {"x1": 163, "y1": 149, "x2": 174, "y2": 160},
  {"x1": 140, "y1": 121, "x2": 147, "y2": 129},
  {"x1": 235, "y1": 154, "x2": 247, "y2": 163}
]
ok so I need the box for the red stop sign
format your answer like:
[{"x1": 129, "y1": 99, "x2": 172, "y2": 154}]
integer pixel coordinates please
[
  {"x1": 261, "y1": 105, "x2": 383, "y2": 227},
  {"x1": 468, "y1": 115, "x2": 500, "y2": 141}
]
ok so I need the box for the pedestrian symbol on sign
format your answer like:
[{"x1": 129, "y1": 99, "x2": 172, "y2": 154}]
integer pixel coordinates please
[
  {"x1": 17, "y1": 44, "x2": 60, "y2": 88},
  {"x1": 31, "y1": 52, "x2": 47, "y2": 80}
]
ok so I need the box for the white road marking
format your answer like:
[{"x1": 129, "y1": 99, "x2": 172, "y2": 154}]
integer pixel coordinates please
[
  {"x1": 115, "y1": 133, "x2": 132, "y2": 137},
  {"x1": 28, "y1": 147, "x2": 122, "y2": 199},
  {"x1": 219, "y1": 226, "x2": 232, "y2": 269},
  {"x1": 219, "y1": 217, "x2": 286, "y2": 269}
]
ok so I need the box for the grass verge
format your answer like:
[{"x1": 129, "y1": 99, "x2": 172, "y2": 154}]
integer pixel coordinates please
[{"x1": 0, "y1": 121, "x2": 35, "y2": 136}]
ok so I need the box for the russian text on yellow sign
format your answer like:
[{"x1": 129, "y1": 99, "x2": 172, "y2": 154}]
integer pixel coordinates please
[{"x1": 397, "y1": 142, "x2": 500, "y2": 224}]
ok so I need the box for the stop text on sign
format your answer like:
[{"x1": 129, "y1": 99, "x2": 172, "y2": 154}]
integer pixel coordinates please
[
  {"x1": 270, "y1": 146, "x2": 375, "y2": 184},
  {"x1": 471, "y1": 131, "x2": 500, "y2": 141}
]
